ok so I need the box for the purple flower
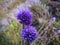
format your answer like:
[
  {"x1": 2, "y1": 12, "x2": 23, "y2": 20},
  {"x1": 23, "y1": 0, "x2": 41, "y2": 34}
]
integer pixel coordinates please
[
  {"x1": 21, "y1": 26, "x2": 38, "y2": 43},
  {"x1": 17, "y1": 9, "x2": 33, "y2": 25},
  {"x1": 57, "y1": 30, "x2": 60, "y2": 34},
  {"x1": 51, "y1": 17, "x2": 56, "y2": 21}
]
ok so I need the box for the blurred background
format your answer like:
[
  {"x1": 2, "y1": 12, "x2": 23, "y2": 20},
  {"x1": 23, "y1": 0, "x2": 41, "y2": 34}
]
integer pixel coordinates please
[{"x1": 0, "y1": 0, "x2": 60, "y2": 45}]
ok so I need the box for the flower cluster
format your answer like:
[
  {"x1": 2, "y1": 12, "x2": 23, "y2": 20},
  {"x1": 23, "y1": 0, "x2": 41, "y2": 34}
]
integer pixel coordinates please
[
  {"x1": 17, "y1": 9, "x2": 33, "y2": 25},
  {"x1": 21, "y1": 26, "x2": 38, "y2": 43},
  {"x1": 17, "y1": 9, "x2": 38, "y2": 43}
]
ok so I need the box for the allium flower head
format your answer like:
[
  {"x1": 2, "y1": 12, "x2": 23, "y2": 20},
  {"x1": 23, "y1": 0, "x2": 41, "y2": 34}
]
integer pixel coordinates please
[
  {"x1": 21, "y1": 26, "x2": 38, "y2": 43},
  {"x1": 17, "y1": 9, "x2": 33, "y2": 25}
]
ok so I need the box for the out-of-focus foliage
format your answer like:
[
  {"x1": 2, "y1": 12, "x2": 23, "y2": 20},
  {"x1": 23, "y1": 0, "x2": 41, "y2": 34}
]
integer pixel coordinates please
[
  {"x1": 7, "y1": 0, "x2": 22, "y2": 12},
  {"x1": 0, "y1": 13, "x2": 7, "y2": 21},
  {"x1": 0, "y1": 21, "x2": 22, "y2": 45},
  {"x1": 54, "y1": 21, "x2": 60, "y2": 29}
]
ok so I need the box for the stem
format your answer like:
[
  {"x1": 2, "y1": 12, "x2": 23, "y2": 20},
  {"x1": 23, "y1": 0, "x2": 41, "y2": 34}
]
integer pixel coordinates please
[
  {"x1": 23, "y1": 24, "x2": 25, "y2": 29},
  {"x1": 22, "y1": 24, "x2": 25, "y2": 45},
  {"x1": 26, "y1": 41, "x2": 30, "y2": 45}
]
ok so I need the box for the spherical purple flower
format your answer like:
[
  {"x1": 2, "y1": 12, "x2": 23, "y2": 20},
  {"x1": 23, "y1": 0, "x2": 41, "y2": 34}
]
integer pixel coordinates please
[
  {"x1": 21, "y1": 26, "x2": 38, "y2": 43},
  {"x1": 17, "y1": 9, "x2": 33, "y2": 25}
]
